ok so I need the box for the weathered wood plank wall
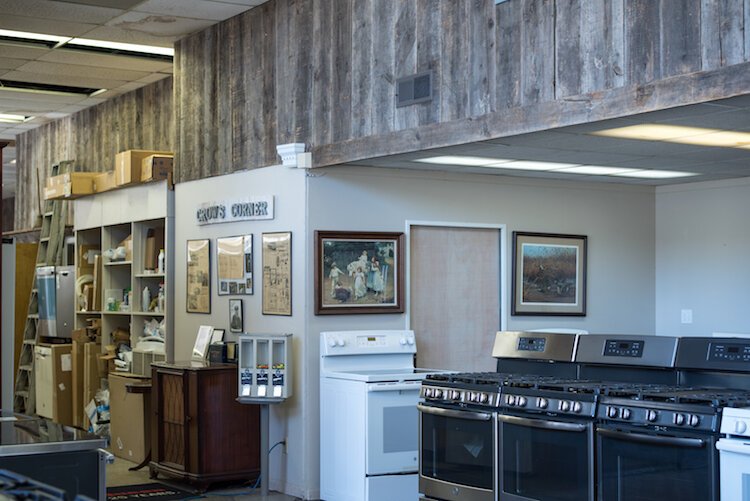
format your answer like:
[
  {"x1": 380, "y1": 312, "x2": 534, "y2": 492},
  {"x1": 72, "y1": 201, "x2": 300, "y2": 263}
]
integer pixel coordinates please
[
  {"x1": 14, "y1": 78, "x2": 173, "y2": 230},
  {"x1": 174, "y1": 0, "x2": 750, "y2": 182}
]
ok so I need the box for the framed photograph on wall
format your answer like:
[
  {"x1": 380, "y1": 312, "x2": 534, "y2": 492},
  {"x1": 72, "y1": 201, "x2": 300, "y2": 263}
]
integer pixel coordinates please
[
  {"x1": 314, "y1": 231, "x2": 405, "y2": 315},
  {"x1": 186, "y1": 239, "x2": 211, "y2": 313},
  {"x1": 512, "y1": 231, "x2": 587, "y2": 316},
  {"x1": 217, "y1": 234, "x2": 253, "y2": 295},
  {"x1": 229, "y1": 299, "x2": 243, "y2": 333},
  {"x1": 262, "y1": 232, "x2": 292, "y2": 316}
]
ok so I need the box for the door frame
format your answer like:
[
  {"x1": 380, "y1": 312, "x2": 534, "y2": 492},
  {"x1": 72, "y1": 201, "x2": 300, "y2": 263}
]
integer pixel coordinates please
[{"x1": 404, "y1": 220, "x2": 508, "y2": 333}]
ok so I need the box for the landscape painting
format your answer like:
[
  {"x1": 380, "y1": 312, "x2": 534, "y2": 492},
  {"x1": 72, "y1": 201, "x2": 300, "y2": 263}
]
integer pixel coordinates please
[{"x1": 512, "y1": 232, "x2": 587, "y2": 316}]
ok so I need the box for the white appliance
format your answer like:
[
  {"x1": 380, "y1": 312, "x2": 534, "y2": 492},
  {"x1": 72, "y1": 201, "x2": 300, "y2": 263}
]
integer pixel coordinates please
[
  {"x1": 320, "y1": 330, "x2": 447, "y2": 501},
  {"x1": 717, "y1": 407, "x2": 750, "y2": 500}
]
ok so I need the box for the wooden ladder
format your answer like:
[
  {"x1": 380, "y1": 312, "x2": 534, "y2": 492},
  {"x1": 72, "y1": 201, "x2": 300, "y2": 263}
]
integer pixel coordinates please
[{"x1": 13, "y1": 160, "x2": 74, "y2": 414}]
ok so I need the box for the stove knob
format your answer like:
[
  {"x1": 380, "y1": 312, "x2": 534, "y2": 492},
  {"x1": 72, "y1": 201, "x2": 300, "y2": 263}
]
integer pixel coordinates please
[
  {"x1": 336, "y1": 338, "x2": 346, "y2": 347},
  {"x1": 517, "y1": 396, "x2": 528, "y2": 407},
  {"x1": 400, "y1": 338, "x2": 407, "y2": 345},
  {"x1": 572, "y1": 402, "x2": 583, "y2": 413},
  {"x1": 621, "y1": 408, "x2": 632, "y2": 420},
  {"x1": 424, "y1": 388, "x2": 433, "y2": 398},
  {"x1": 689, "y1": 415, "x2": 700, "y2": 427},
  {"x1": 506, "y1": 395, "x2": 516, "y2": 406},
  {"x1": 480, "y1": 393, "x2": 489, "y2": 404},
  {"x1": 452, "y1": 390, "x2": 461, "y2": 400},
  {"x1": 435, "y1": 389, "x2": 443, "y2": 399},
  {"x1": 735, "y1": 420, "x2": 747, "y2": 434},
  {"x1": 407, "y1": 337, "x2": 415, "y2": 345},
  {"x1": 328, "y1": 338, "x2": 337, "y2": 347},
  {"x1": 607, "y1": 406, "x2": 619, "y2": 419},
  {"x1": 537, "y1": 397, "x2": 549, "y2": 409},
  {"x1": 674, "y1": 413, "x2": 686, "y2": 426},
  {"x1": 560, "y1": 401, "x2": 571, "y2": 412},
  {"x1": 646, "y1": 410, "x2": 658, "y2": 422}
]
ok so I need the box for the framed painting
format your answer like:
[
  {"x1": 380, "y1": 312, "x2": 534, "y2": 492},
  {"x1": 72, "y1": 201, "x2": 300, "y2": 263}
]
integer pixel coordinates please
[
  {"x1": 512, "y1": 231, "x2": 587, "y2": 316},
  {"x1": 314, "y1": 231, "x2": 405, "y2": 315},
  {"x1": 262, "y1": 232, "x2": 292, "y2": 316},
  {"x1": 186, "y1": 239, "x2": 211, "y2": 313},
  {"x1": 229, "y1": 299, "x2": 243, "y2": 333}
]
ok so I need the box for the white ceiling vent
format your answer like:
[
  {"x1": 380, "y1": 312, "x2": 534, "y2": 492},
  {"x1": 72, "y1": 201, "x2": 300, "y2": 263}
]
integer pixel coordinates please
[{"x1": 396, "y1": 71, "x2": 433, "y2": 107}]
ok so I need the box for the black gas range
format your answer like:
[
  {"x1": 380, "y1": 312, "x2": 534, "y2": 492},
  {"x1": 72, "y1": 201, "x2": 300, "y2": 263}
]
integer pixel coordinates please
[{"x1": 418, "y1": 332, "x2": 750, "y2": 501}]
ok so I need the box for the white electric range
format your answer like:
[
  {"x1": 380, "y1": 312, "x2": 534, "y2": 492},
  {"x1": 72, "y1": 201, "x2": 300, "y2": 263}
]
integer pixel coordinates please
[{"x1": 319, "y1": 330, "x2": 449, "y2": 501}]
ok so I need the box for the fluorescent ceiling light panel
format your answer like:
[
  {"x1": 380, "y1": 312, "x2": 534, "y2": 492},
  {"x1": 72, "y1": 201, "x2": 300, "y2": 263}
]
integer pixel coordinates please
[
  {"x1": 67, "y1": 38, "x2": 174, "y2": 57},
  {"x1": 489, "y1": 160, "x2": 580, "y2": 171},
  {"x1": 611, "y1": 169, "x2": 697, "y2": 179},
  {"x1": 0, "y1": 29, "x2": 70, "y2": 44},
  {"x1": 592, "y1": 124, "x2": 750, "y2": 149},
  {"x1": 0, "y1": 113, "x2": 28, "y2": 123},
  {"x1": 555, "y1": 165, "x2": 639, "y2": 175},
  {"x1": 415, "y1": 156, "x2": 506, "y2": 166}
]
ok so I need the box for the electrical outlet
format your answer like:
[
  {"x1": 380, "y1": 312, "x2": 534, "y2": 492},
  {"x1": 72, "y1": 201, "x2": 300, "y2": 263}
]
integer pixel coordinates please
[{"x1": 681, "y1": 309, "x2": 693, "y2": 324}]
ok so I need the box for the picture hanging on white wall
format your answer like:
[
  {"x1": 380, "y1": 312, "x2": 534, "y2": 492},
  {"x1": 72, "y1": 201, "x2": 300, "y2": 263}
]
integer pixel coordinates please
[
  {"x1": 217, "y1": 234, "x2": 253, "y2": 295},
  {"x1": 262, "y1": 232, "x2": 292, "y2": 316}
]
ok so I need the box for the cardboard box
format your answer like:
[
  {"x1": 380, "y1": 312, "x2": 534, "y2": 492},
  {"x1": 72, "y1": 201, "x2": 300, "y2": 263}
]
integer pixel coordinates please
[
  {"x1": 35, "y1": 344, "x2": 74, "y2": 426},
  {"x1": 93, "y1": 255, "x2": 102, "y2": 312},
  {"x1": 115, "y1": 150, "x2": 172, "y2": 186},
  {"x1": 109, "y1": 373, "x2": 151, "y2": 464},
  {"x1": 83, "y1": 342, "x2": 102, "y2": 428},
  {"x1": 78, "y1": 244, "x2": 100, "y2": 277},
  {"x1": 118, "y1": 234, "x2": 133, "y2": 261},
  {"x1": 44, "y1": 172, "x2": 98, "y2": 200},
  {"x1": 71, "y1": 330, "x2": 96, "y2": 429},
  {"x1": 141, "y1": 155, "x2": 173, "y2": 182},
  {"x1": 143, "y1": 227, "x2": 165, "y2": 271},
  {"x1": 93, "y1": 171, "x2": 116, "y2": 193}
]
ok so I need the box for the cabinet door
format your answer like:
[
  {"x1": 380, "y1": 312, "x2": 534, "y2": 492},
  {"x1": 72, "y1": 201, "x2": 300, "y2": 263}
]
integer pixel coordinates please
[{"x1": 156, "y1": 370, "x2": 188, "y2": 470}]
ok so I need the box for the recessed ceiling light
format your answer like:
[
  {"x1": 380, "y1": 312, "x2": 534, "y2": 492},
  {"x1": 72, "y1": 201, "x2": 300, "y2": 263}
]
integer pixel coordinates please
[
  {"x1": 0, "y1": 113, "x2": 29, "y2": 124},
  {"x1": 1, "y1": 79, "x2": 104, "y2": 97},
  {"x1": 414, "y1": 156, "x2": 508, "y2": 166},
  {"x1": 0, "y1": 29, "x2": 69, "y2": 44},
  {"x1": 555, "y1": 165, "x2": 639, "y2": 175},
  {"x1": 0, "y1": 29, "x2": 172, "y2": 59},
  {"x1": 611, "y1": 169, "x2": 698, "y2": 179},
  {"x1": 592, "y1": 124, "x2": 750, "y2": 149},
  {"x1": 489, "y1": 160, "x2": 580, "y2": 171}
]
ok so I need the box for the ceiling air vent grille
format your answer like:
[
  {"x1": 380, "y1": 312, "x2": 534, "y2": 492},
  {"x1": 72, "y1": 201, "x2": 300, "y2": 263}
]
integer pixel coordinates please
[{"x1": 396, "y1": 71, "x2": 432, "y2": 107}]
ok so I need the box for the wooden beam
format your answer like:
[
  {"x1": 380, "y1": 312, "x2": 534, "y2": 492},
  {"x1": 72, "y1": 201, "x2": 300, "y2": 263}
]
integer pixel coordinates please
[{"x1": 312, "y1": 61, "x2": 750, "y2": 167}]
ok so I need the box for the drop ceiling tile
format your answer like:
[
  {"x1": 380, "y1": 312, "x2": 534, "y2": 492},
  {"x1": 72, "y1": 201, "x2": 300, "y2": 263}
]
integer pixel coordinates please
[
  {"x1": 16, "y1": 60, "x2": 151, "y2": 82},
  {"x1": 99, "y1": 12, "x2": 215, "y2": 43},
  {"x1": 0, "y1": 42, "x2": 51, "y2": 61},
  {"x1": 711, "y1": 94, "x2": 750, "y2": 109},
  {"x1": 134, "y1": 0, "x2": 251, "y2": 22},
  {"x1": 76, "y1": 96, "x2": 107, "y2": 106},
  {"x1": 55, "y1": 104, "x2": 93, "y2": 113},
  {"x1": 214, "y1": 0, "x2": 267, "y2": 5},
  {"x1": 0, "y1": 98, "x2": 69, "y2": 114},
  {"x1": 135, "y1": 72, "x2": 172, "y2": 84},
  {"x1": 113, "y1": 81, "x2": 146, "y2": 92},
  {"x1": 664, "y1": 109, "x2": 750, "y2": 131},
  {"x1": 0, "y1": 0, "x2": 124, "y2": 24},
  {"x1": 628, "y1": 103, "x2": 730, "y2": 124},
  {"x1": 3, "y1": 70, "x2": 127, "y2": 91},
  {"x1": 0, "y1": 57, "x2": 27, "y2": 71},
  {"x1": 56, "y1": 0, "x2": 143, "y2": 8},
  {"x1": 0, "y1": 12, "x2": 96, "y2": 37},
  {"x1": 38, "y1": 49, "x2": 173, "y2": 73},
  {"x1": 0, "y1": 89, "x2": 83, "y2": 105}
]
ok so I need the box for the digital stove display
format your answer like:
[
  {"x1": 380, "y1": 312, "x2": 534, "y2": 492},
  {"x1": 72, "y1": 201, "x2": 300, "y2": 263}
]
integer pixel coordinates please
[
  {"x1": 517, "y1": 337, "x2": 546, "y2": 352},
  {"x1": 709, "y1": 342, "x2": 750, "y2": 362},
  {"x1": 604, "y1": 340, "x2": 644, "y2": 358}
]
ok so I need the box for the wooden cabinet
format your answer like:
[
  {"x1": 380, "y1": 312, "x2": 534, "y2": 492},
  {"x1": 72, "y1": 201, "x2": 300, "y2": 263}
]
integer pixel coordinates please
[{"x1": 149, "y1": 362, "x2": 260, "y2": 490}]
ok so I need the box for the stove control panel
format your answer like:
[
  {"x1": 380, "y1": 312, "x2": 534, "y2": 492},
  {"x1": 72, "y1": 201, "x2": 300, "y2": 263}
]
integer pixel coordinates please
[
  {"x1": 720, "y1": 408, "x2": 750, "y2": 437},
  {"x1": 499, "y1": 392, "x2": 595, "y2": 417},
  {"x1": 598, "y1": 403, "x2": 716, "y2": 432},
  {"x1": 708, "y1": 342, "x2": 750, "y2": 363},
  {"x1": 604, "y1": 339, "x2": 644, "y2": 358},
  {"x1": 517, "y1": 337, "x2": 546, "y2": 352},
  {"x1": 420, "y1": 385, "x2": 500, "y2": 408}
]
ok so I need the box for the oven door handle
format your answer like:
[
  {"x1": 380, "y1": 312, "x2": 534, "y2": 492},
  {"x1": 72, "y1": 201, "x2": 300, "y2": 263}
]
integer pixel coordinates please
[
  {"x1": 417, "y1": 403, "x2": 492, "y2": 421},
  {"x1": 367, "y1": 382, "x2": 422, "y2": 392},
  {"x1": 497, "y1": 414, "x2": 587, "y2": 432},
  {"x1": 717, "y1": 439, "x2": 750, "y2": 455},
  {"x1": 597, "y1": 428, "x2": 706, "y2": 448}
]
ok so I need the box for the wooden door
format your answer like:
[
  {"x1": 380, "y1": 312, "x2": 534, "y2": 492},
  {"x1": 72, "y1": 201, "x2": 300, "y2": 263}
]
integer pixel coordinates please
[{"x1": 410, "y1": 225, "x2": 501, "y2": 372}]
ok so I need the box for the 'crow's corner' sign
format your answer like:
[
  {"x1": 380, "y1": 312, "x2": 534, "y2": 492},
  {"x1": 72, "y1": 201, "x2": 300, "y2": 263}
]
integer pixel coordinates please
[{"x1": 196, "y1": 196, "x2": 274, "y2": 225}]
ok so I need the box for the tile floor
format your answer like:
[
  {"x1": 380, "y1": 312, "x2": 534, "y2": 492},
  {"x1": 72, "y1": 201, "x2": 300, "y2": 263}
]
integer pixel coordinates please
[{"x1": 107, "y1": 456, "x2": 301, "y2": 500}]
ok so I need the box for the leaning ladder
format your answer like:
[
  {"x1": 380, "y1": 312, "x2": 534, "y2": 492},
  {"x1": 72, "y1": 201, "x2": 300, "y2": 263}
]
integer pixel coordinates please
[{"x1": 13, "y1": 160, "x2": 74, "y2": 414}]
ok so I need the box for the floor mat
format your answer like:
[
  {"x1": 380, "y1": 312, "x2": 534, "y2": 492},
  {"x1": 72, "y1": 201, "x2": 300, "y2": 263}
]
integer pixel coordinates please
[{"x1": 107, "y1": 482, "x2": 196, "y2": 500}]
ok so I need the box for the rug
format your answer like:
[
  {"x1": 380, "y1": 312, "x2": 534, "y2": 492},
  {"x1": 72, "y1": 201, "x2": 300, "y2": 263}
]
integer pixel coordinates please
[{"x1": 107, "y1": 482, "x2": 196, "y2": 500}]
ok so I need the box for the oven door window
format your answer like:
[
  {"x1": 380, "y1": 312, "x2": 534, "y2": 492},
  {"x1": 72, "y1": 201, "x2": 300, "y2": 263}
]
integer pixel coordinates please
[
  {"x1": 499, "y1": 415, "x2": 592, "y2": 501},
  {"x1": 420, "y1": 406, "x2": 494, "y2": 490},
  {"x1": 366, "y1": 384, "x2": 421, "y2": 475},
  {"x1": 597, "y1": 426, "x2": 716, "y2": 501}
]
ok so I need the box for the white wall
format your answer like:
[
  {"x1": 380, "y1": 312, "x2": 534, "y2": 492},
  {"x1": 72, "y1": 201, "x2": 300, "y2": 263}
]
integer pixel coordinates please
[
  {"x1": 304, "y1": 166, "x2": 657, "y2": 496},
  {"x1": 174, "y1": 165, "x2": 310, "y2": 497},
  {"x1": 656, "y1": 177, "x2": 750, "y2": 336}
]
